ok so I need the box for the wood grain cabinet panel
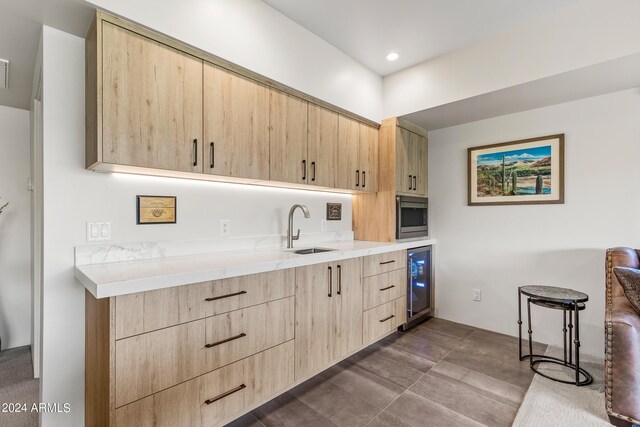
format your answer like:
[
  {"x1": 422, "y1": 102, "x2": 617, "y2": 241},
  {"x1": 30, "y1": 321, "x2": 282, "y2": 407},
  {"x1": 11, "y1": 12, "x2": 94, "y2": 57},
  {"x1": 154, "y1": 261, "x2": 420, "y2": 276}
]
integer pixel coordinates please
[
  {"x1": 336, "y1": 115, "x2": 360, "y2": 191},
  {"x1": 363, "y1": 268, "x2": 407, "y2": 311},
  {"x1": 115, "y1": 269, "x2": 295, "y2": 339},
  {"x1": 203, "y1": 63, "x2": 270, "y2": 180},
  {"x1": 295, "y1": 258, "x2": 362, "y2": 380},
  {"x1": 359, "y1": 123, "x2": 379, "y2": 193},
  {"x1": 416, "y1": 133, "x2": 428, "y2": 196},
  {"x1": 115, "y1": 341, "x2": 294, "y2": 427},
  {"x1": 307, "y1": 104, "x2": 338, "y2": 188},
  {"x1": 101, "y1": 22, "x2": 203, "y2": 173},
  {"x1": 363, "y1": 297, "x2": 406, "y2": 346},
  {"x1": 269, "y1": 90, "x2": 308, "y2": 184},
  {"x1": 331, "y1": 257, "x2": 363, "y2": 360},
  {"x1": 363, "y1": 250, "x2": 407, "y2": 277},
  {"x1": 115, "y1": 297, "x2": 294, "y2": 407}
]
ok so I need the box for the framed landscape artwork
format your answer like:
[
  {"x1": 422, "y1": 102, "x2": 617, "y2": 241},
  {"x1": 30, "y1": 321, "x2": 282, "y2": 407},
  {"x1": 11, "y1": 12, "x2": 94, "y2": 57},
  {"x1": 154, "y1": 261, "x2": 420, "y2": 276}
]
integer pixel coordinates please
[{"x1": 468, "y1": 134, "x2": 564, "y2": 206}]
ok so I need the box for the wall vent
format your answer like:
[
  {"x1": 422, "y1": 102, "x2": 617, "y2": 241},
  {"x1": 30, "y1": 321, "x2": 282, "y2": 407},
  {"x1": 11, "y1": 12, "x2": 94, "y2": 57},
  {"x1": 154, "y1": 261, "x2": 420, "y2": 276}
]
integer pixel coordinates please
[{"x1": 0, "y1": 59, "x2": 8, "y2": 89}]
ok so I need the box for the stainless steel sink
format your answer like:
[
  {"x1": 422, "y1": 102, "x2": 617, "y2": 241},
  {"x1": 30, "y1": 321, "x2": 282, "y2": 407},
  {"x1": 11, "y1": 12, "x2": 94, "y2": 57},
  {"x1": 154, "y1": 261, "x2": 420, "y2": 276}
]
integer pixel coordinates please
[{"x1": 293, "y1": 247, "x2": 336, "y2": 255}]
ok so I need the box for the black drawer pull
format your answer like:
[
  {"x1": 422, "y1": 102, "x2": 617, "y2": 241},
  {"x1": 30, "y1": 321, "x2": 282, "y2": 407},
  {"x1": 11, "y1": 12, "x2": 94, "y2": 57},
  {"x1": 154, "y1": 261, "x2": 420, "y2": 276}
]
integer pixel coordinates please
[
  {"x1": 355, "y1": 170, "x2": 360, "y2": 187},
  {"x1": 210, "y1": 142, "x2": 215, "y2": 168},
  {"x1": 362, "y1": 171, "x2": 366, "y2": 188},
  {"x1": 413, "y1": 175, "x2": 417, "y2": 191},
  {"x1": 379, "y1": 260, "x2": 396, "y2": 265},
  {"x1": 205, "y1": 332, "x2": 246, "y2": 348},
  {"x1": 380, "y1": 315, "x2": 395, "y2": 323},
  {"x1": 204, "y1": 384, "x2": 246, "y2": 405},
  {"x1": 328, "y1": 266, "x2": 333, "y2": 297},
  {"x1": 379, "y1": 285, "x2": 396, "y2": 291},
  {"x1": 408, "y1": 175, "x2": 412, "y2": 190},
  {"x1": 337, "y1": 264, "x2": 342, "y2": 295},
  {"x1": 205, "y1": 290, "x2": 247, "y2": 302},
  {"x1": 311, "y1": 161, "x2": 316, "y2": 182},
  {"x1": 302, "y1": 160, "x2": 307, "y2": 180}
]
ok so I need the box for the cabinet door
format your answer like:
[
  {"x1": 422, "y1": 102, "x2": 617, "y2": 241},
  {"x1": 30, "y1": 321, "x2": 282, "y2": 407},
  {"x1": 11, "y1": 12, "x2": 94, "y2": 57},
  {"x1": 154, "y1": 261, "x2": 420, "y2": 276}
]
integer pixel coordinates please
[
  {"x1": 203, "y1": 63, "x2": 270, "y2": 179},
  {"x1": 102, "y1": 22, "x2": 203, "y2": 173},
  {"x1": 307, "y1": 104, "x2": 338, "y2": 188},
  {"x1": 336, "y1": 115, "x2": 360, "y2": 190},
  {"x1": 269, "y1": 90, "x2": 308, "y2": 184},
  {"x1": 395, "y1": 127, "x2": 412, "y2": 194},
  {"x1": 415, "y1": 134, "x2": 428, "y2": 196},
  {"x1": 359, "y1": 124, "x2": 378, "y2": 192},
  {"x1": 295, "y1": 263, "x2": 334, "y2": 380},
  {"x1": 332, "y1": 258, "x2": 363, "y2": 360}
]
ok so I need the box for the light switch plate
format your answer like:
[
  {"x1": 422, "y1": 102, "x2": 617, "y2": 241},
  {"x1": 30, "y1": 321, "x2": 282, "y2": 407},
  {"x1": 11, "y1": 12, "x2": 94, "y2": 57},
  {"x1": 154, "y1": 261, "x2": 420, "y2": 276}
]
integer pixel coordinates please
[{"x1": 87, "y1": 222, "x2": 112, "y2": 242}]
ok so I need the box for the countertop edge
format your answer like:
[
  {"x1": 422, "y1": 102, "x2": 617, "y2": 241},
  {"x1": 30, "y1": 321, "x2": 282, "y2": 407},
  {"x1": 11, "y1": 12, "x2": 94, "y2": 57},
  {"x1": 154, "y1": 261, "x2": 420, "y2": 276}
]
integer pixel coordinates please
[{"x1": 78, "y1": 239, "x2": 435, "y2": 299}]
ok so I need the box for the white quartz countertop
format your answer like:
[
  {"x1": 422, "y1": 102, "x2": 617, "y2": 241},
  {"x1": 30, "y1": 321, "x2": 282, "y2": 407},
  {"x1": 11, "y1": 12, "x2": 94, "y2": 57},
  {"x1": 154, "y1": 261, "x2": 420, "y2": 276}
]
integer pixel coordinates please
[{"x1": 76, "y1": 239, "x2": 435, "y2": 298}]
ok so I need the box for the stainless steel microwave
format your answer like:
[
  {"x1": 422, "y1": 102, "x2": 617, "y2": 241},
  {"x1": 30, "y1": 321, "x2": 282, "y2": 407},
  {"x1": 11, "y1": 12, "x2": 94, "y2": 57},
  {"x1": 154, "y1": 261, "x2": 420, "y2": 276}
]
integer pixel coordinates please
[{"x1": 396, "y1": 196, "x2": 428, "y2": 240}]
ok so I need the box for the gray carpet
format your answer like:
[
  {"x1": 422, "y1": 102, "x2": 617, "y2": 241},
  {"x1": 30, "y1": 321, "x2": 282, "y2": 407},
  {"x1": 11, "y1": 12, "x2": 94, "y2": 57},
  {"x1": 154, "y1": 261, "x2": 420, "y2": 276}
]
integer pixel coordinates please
[
  {"x1": 513, "y1": 346, "x2": 609, "y2": 426},
  {"x1": 0, "y1": 346, "x2": 38, "y2": 427}
]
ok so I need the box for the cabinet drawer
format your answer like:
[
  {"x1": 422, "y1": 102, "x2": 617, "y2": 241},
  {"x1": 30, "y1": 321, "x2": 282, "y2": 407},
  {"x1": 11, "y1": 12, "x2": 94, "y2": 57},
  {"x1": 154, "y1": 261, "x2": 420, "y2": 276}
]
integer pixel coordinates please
[
  {"x1": 363, "y1": 297, "x2": 406, "y2": 345},
  {"x1": 115, "y1": 340, "x2": 294, "y2": 427},
  {"x1": 363, "y1": 268, "x2": 406, "y2": 310},
  {"x1": 363, "y1": 251, "x2": 406, "y2": 277},
  {"x1": 115, "y1": 268, "x2": 295, "y2": 339},
  {"x1": 115, "y1": 297, "x2": 294, "y2": 407}
]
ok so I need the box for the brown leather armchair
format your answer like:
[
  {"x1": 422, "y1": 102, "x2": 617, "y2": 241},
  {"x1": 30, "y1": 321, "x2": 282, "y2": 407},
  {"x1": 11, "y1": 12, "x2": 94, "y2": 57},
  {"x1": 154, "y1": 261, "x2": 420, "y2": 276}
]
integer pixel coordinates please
[{"x1": 605, "y1": 247, "x2": 640, "y2": 427}]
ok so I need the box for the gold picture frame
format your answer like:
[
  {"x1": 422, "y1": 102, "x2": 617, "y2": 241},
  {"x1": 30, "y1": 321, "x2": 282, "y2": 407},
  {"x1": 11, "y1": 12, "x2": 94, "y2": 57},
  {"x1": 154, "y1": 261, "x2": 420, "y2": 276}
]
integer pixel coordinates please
[
  {"x1": 136, "y1": 196, "x2": 177, "y2": 224},
  {"x1": 468, "y1": 134, "x2": 564, "y2": 206}
]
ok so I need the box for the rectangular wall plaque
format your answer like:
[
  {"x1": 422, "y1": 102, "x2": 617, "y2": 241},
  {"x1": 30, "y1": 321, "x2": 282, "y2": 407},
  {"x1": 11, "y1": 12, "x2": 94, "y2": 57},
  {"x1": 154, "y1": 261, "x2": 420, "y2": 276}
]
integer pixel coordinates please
[
  {"x1": 136, "y1": 196, "x2": 177, "y2": 224},
  {"x1": 326, "y1": 203, "x2": 342, "y2": 220}
]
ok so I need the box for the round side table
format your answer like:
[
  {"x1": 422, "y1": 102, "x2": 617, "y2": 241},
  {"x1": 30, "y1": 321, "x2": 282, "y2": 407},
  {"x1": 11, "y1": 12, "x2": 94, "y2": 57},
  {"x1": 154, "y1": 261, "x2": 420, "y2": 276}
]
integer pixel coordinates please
[{"x1": 517, "y1": 285, "x2": 593, "y2": 386}]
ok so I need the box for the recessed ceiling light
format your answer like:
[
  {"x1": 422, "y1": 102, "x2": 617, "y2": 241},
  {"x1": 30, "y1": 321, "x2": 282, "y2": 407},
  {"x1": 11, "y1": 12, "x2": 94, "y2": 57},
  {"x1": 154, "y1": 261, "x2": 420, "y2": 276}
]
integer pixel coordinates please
[{"x1": 386, "y1": 52, "x2": 399, "y2": 61}]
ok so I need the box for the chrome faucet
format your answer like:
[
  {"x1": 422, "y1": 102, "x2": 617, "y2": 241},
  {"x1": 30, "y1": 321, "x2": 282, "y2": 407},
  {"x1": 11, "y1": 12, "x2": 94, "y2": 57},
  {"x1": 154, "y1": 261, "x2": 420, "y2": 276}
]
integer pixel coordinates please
[{"x1": 287, "y1": 204, "x2": 310, "y2": 248}]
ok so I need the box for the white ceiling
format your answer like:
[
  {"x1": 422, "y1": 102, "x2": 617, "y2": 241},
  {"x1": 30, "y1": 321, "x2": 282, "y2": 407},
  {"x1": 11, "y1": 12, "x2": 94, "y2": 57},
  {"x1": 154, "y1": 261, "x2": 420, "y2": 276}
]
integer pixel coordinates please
[
  {"x1": 261, "y1": 0, "x2": 580, "y2": 76},
  {"x1": 0, "y1": 0, "x2": 94, "y2": 110}
]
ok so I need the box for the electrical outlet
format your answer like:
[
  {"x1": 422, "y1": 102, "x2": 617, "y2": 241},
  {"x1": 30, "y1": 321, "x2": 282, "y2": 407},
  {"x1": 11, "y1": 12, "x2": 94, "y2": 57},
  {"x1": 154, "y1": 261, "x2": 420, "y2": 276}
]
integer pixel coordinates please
[
  {"x1": 220, "y1": 220, "x2": 231, "y2": 237},
  {"x1": 473, "y1": 289, "x2": 481, "y2": 302}
]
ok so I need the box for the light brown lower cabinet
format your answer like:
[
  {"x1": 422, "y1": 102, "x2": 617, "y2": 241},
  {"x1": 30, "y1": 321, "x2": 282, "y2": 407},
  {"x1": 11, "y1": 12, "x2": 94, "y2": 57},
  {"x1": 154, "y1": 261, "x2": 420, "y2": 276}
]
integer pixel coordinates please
[
  {"x1": 115, "y1": 297, "x2": 294, "y2": 407},
  {"x1": 115, "y1": 341, "x2": 294, "y2": 427},
  {"x1": 363, "y1": 297, "x2": 406, "y2": 345},
  {"x1": 86, "y1": 254, "x2": 407, "y2": 426}
]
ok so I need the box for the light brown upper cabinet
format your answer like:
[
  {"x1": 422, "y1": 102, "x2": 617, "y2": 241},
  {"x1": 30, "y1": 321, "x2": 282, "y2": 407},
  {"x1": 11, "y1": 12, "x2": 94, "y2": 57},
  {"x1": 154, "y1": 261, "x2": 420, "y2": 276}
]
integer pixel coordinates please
[
  {"x1": 87, "y1": 12, "x2": 380, "y2": 193},
  {"x1": 203, "y1": 63, "x2": 270, "y2": 180},
  {"x1": 307, "y1": 105, "x2": 339, "y2": 188},
  {"x1": 99, "y1": 22, "x2": 203, "y2": 173},
  {"x1": 359, "y1": 123, "x2": 379, "y2": 192},
  {"x1": 269, "y1": 90, "x2": 308, "y2": 184},
  {"x1": 336, "y1": 116, "x2": 378, "y2": 192},
  {"x1": 396, "y1": 126, "x2": 428, "y2": 197}
]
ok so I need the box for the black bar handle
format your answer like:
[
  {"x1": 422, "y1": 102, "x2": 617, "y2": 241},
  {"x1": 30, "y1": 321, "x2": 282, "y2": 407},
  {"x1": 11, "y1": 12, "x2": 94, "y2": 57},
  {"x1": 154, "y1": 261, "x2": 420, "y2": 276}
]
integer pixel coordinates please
[
  {"x1": 380, "y1": 260, "x2": 396, "y2": 265},
  {"x1": 379, "y1": 315, "x2": 395, "y2": 323},
  {"x1": 205, "y1": 290, "x2": 247, "y2": 302},
  {"x1": 362, "y1": 171, "x2": 366, "y2": 188},
  {"x1": 408, "y1": 175, "x2": 412, "y2": 190},
  {"x1": 302, "y1": 160, "x2": 307, "y2": 180},
  {"x1": 337, "y1": 264, "x2": 342, "y2": 295},
  {"x1": 379, "y1": 285, "x2": 396, "y2": 291},
  {"x1": 355, "y1": 170, "x2": 360, "y2": 187},
  {"x1": 205, "y1": 332, "x2": 246, "y2": 348},
  {"x1": 413, "y1": 175, "x2": 417, "y2": 191},
  {"x1": 210, "y1": 142, "x2": 214, "y2": 168},
  {"x1": 328, "y1": 266, "x2": 332, "y2": 297},
  {"x1": 193, "y1": 139, "x2": 198, "y2": 166},
  {"x1": 204, "y1": 384, "x2": 246, "y2": 405},
  {"x1": 311, "y1": 162, "x2": 316, "y2": 182}
]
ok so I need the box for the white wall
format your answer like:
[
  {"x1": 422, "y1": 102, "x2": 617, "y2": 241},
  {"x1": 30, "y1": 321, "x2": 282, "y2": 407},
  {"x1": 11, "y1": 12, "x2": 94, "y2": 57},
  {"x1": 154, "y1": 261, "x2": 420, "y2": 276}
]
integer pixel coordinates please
[
  {"x1": 383, "y1": 0, "x2": 640, "y2": 118},
  {"x1": 428, "y1": 88, "x2": 640, "y2": 358},
  {"x1": 87, "y1": 0, "x2": 383, "y2": 122},
  {"x1": 40, "y1": 25, "x2": 353, "y2": 426},
  {"x1": 0, "y1": 105, "x2": 31, "y2": 350}
]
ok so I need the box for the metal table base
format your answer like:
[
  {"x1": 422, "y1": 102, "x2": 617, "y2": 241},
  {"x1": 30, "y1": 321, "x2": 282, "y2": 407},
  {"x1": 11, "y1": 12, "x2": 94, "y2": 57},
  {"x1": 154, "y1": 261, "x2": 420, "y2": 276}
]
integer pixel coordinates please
[{"x1": 518, "y1": 286, "x2": 593, "y2": 387}]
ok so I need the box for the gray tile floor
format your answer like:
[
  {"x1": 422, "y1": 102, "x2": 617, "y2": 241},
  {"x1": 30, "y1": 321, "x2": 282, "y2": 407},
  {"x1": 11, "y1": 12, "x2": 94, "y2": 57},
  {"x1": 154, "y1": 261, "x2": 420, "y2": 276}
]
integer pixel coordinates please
[{"x1": 228, "y1": 318, "x2": 546, "y2": 427}]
